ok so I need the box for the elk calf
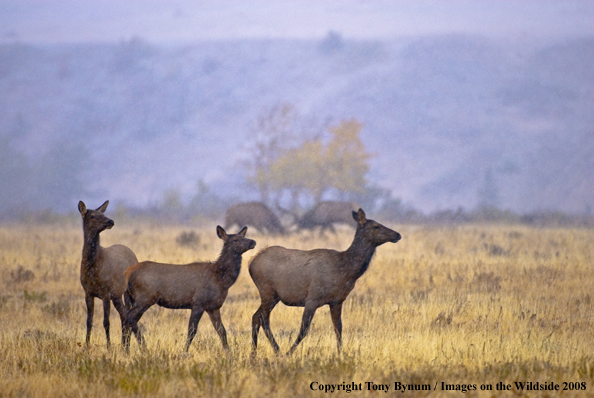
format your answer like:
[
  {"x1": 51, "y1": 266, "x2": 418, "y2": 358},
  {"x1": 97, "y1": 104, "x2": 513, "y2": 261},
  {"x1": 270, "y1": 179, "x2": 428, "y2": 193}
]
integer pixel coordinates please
[
  {"x1": 123, "y1": 226, "x2": 256, "y2": 352},
  {"x1": 78, "y1": 200, "x2": 139, "y2": 348},
  {"x1": 250, "y1": 209, "x2": 401, "y2": 355}
]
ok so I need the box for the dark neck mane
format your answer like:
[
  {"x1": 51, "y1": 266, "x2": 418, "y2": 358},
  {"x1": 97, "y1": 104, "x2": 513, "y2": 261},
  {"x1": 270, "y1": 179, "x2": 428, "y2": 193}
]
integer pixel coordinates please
[
  {"x1": 82, "y1": 230, "x2": 101, "y2": 269},
  {"x1": 343, "y1": 227, "x2": 377, "y2": 279},
  {"x1": 215, "y1": 246, "x2": 242, "y2": 288}
]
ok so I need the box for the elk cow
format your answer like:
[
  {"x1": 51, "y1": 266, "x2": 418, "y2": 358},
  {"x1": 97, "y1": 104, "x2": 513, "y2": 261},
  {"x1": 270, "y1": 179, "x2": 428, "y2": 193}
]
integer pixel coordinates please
[
  {"x1": 250, "y1": 208, "x2": 400, "y2": 355},
  {"x1": 123, "y1": 226, "x2": 256, "y2": 352},
  {"x1": 224, "y1": 202, "x2": 285, "y2": 235},
  {"x1": 78, "y1": 200, "x2": 139, "y2": 348},
  {"x1": 297, "y1": 201, "x2": 359, "y2": 233}
]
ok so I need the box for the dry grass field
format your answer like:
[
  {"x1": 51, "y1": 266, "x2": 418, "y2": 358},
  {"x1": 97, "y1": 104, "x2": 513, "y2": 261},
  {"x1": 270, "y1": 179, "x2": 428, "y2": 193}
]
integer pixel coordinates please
[{"x1": 0, "y1": 219, "x2": 593, "y2": 397}]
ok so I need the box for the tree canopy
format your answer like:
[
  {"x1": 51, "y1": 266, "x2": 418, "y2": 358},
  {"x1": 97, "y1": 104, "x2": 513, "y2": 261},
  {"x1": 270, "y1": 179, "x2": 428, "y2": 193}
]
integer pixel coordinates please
[{"x1": 246, "y1": 105, "x2": 372, "y2": 209}]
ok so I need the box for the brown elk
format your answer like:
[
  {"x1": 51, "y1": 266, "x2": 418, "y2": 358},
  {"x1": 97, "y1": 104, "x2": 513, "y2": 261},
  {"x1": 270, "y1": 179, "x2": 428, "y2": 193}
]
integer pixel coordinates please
[
  {"x1": 123, "y1": 226, "x2": 256, "y2": 352},
  {"x1": 249, "y1": 208, "x2": 401, "y2": 355},
  {"x1": 224, "y1": 202, "x2": 285, "y2": 235},
  {"x1": 78, "y1": 200, "x2": 139, "y2": 348},
  {"x1": 297, "y1": 201, "x2": 359, "y2": 233}
]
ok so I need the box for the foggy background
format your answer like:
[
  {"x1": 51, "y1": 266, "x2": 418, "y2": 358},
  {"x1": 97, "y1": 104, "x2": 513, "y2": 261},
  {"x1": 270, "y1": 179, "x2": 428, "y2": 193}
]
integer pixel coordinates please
[{"x1": 1, "y1": 0, "x2": 593, "y2": 222}]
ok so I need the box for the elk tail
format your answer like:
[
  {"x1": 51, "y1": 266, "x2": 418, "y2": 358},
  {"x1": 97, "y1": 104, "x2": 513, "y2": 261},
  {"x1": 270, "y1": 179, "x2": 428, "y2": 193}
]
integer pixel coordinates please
[{"x1": 124, "y1": 283, "x2": 134, "y2": 309}]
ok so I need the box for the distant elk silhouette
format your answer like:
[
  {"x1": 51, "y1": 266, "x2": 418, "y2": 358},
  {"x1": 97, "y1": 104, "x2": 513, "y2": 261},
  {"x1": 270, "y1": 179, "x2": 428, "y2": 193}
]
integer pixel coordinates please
[
  {"x1": 123, "y1": 226, "x2": 256, "y2": 352},
  {"x1": 297, "y1": 201, "x2": 359, "y2": 233},
  {"x1": 249, "y1": 208, "x2": 401, "y2": 355},
  {"x1": 78, "y1": 200, "x2": 139, "y2": 348},
  {"x1": 224, "y1": 202, "x2": 285, "y2": 235}
]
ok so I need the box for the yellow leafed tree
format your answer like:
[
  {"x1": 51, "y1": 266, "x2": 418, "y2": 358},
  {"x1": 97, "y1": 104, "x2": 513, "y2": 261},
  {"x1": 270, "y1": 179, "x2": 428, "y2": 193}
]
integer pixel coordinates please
[
  {"x1": 325, "y1": 119, "x2": 371, "y2": 196},
  {"x1": 260, "y1": 118, "x2": 371, "y2": 206}
]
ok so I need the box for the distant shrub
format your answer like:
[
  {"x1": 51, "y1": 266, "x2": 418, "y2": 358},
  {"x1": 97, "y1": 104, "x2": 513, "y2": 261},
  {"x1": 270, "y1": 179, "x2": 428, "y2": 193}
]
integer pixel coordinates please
[
  {"x1": 485, "y1": 243, "x2": 508, "y2": 257},
  {"x1": 431, "y1": 311, "x2": 453, "y2": 328},
  {"x1": 21, "y1": 329, "x2": 56, "y2": 341},
  {"x1": 43, "y1": 299, "x2": 72, "y2": 320},
  {"x1": 23, "y1": 290, "x2": 47, "y2": 303},
  {"x1": 11, "y1": 266, "x2": 35, "y2": 283},
  {"x1": 176, "y1": 231, "x2": 200, "y2": 247},
  {"x1": 0, "y1": 295, "x2": 14, "y2": 310},
  {"x1": 470, "y1": 272, "x2": 501, "y2": 293}
]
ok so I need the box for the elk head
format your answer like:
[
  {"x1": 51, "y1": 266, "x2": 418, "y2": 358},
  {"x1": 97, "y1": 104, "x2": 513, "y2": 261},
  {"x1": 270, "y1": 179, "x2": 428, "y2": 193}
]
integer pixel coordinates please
[
  {"x1": 352, "y1": 208, "x2": 401, "y2": 246},
  {"x1": 79, "y1": 200, "x2": 114, "y2": 233}
]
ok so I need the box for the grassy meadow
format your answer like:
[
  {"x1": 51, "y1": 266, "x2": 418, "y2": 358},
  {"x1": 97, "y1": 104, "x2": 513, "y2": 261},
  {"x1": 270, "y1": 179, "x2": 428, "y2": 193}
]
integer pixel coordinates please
[{"x1": 0, "y1": 219, "x2": 593, "y2": 397}]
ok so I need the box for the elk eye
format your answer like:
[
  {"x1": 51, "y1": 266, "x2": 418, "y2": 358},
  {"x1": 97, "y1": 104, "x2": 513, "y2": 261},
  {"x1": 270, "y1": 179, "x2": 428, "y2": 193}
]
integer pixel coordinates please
[{"x1": 373, "y1": 225, "x2": 379, "y2": 230}]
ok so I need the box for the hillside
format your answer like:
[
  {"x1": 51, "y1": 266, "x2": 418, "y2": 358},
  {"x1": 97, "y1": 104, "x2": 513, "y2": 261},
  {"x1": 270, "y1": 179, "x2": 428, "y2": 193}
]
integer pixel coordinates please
[{"x1": 0, "y1": 34, "x2": 592, "y2": 215}]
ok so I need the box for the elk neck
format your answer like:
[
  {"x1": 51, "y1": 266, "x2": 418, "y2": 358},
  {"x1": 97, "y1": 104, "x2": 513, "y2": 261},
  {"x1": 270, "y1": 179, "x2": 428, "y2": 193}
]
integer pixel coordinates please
[
  {"x1": 82, "y1": 229, "x2": 102, "y2": 270},
  {"x1": 342, "y1": 228, "x2": 378, "y2": 279},
  {"x1": 214, "y1": 245, "x2": 243, "y2": 289}
]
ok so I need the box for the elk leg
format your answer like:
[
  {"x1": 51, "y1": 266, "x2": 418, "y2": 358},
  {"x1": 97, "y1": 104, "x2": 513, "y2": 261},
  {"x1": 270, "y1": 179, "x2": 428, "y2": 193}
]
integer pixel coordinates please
[
  {"x1": 112, "y1": 296, "x2": 127, "y2": 347},
  {"x1": 124, "y1": 303, "x2": 149, "y2": 352},
  {"x1": 102, "y1": 299, "x2": 111, "y2": 348},
  {"x1": 287, "y1": 302, "x2": 318, "y2": 355},
  {"x1": 251, "y1": 305, "x2": 262, "y2": 351},
  {"x1": 259, "y1": 296, "x2": 280, "y2": 353},
  {"x1": 122, "y1": 323, "x2": 131, "y2": 353},
  {"x1": 329, "y1": 302, "x2": 343, "y2": 352},
  {"x1": 84, "y1": 294, "x2": 94, "y2": 346},
  {"x1": 251, "y1": 302, "x2": 279, "y2": 353},
  {"x1": 207, "y1": 309, "x2": 229, "y2": 349},
  {"x1": 185, "y1": 306, "x2": 204, "y2": 352}
]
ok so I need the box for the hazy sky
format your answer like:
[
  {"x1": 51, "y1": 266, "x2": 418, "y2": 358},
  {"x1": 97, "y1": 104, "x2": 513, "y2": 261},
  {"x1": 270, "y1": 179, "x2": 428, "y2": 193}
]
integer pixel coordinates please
[{"x1": 2, "y1": 0, "x2": 593, "y2": 44}]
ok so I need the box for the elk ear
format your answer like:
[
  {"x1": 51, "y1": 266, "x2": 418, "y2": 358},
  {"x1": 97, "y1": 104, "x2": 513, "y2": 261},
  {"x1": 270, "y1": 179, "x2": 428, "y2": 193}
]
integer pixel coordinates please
[
  {"x1": 352, "y1": 208, "x2": 367, "y2": 226},
  {"x1": 96, "y1": 200, "x2": 109, "y2": 213},
  {"x1": 78, "y1": 201, "x2": 87, "y2": 216},
  {"x1": 238, "y1": 226, "x2": 248, "y2": 237},
  {"x1": 216, "y1": 225, "x2": 228, "y2": 240}
]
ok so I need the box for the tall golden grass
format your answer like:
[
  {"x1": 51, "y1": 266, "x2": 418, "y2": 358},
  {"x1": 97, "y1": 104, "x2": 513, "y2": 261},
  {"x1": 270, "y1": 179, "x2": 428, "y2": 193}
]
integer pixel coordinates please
[{"x1": 0, "y1": 221, "x2": 592, "y2": 397}]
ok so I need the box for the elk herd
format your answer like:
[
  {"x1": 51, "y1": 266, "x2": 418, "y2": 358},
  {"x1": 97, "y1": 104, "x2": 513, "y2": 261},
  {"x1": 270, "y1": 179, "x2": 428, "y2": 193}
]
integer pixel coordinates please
[{"x1": 77, "y1": 200, "x2": 401, "y2": 355}]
